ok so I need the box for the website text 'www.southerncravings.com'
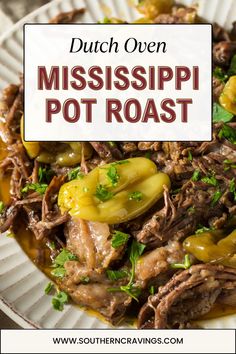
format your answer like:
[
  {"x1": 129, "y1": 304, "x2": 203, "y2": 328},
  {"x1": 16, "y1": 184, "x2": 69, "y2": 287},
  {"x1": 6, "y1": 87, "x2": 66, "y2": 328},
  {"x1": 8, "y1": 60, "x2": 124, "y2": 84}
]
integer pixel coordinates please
[{"x1": 52, "y1": 337, "x2": 184, "y2": 345}]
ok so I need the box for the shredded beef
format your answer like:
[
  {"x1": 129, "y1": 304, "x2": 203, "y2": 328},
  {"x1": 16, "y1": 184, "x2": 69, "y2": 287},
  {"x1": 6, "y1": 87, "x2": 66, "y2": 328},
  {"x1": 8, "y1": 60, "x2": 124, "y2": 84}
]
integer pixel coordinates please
[
  {"x1": 213, "y1": 22, "x2": 231, "y2": 42},
  {"x1": 50, "y1": 8, "x2": 85, "y2": 24},
  {"x1": 138, "y1": 264, "x2": 236, "y2": 329},
  {"x1": 60, "y1": 260, "x2": 131, "y2": 323},
  {"x1": 65, "y1": 218, "x2": 124, "y2": 270},
  {"x1": 0, "y1": 3, "x2": 236, "y2": 329},
  {"x1": 213, "y1": 76, "x2": 225, "y2": 101},
  {"x1": 213, "y1": 41, "x2": 236, "y2": 66}
]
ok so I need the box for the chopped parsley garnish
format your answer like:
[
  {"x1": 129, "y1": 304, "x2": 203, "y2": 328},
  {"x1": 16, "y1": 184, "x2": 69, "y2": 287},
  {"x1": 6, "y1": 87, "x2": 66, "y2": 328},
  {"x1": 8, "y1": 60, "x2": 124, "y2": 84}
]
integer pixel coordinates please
[
  {"x1": 44, "y1": 281, "x2": 69, "y2": 311},
  {"x1": 195, "y1": 225, "x2": 213, "y2": 234},
  {"x1": 21, "y1": 183, "x2": 48, "y2": 195},
  {"x1": 111, "y1": 231, "x2": 130, "y2": 249},
  {"x1": 108, "y1": 141, "x2": 116, "y2": 147},
  {"x1": 128, "y1": 191, "x2": 143, "y2": 201},
  {"x1": 107, "y1": 165, "x2": 119, "y2": 186},
  {"x1": 228, "y1": 54, "x2": 236, "y2": 76},
  {"x1": 48, "y1": 241, "x2": 56, "y2": 250},
  {"x1": 229, "y1": 178, "x2": 236, "y2": 201},
  {"x1": 224, "y1": 159, "x2": 236, "y2": 169},
  {"x1": 53, "y1": 249, "x2": 77, "y2": 266},
  {"x1": 51, "y1": 267, "x2": 66, "y2": 278},
  {"x1": 51, "y1": 249, "x2": 77, "y2": 278},
  {"x1": 149, "y1": 285, "x2": 155, "y2": 295},
  {"x1": 171, "y1": 254, "x2": 191, "y2": 270},
  {"x1": 192, "y1": 169, "x2": 200, "y2": 182},
  {"x1": 144, "y1": 151, "x2": 151, "y2": 159},
  {"x1": 211, "y1": 190, "x2": 222, "y2": 206},
  {"x1": 98, "y1": 16, "x2": 112, "y2": 24},
  {"x1": 94, "y1": 184, "x2": 113, "y2": 202},
  {"x1": 171, "y1": 187, "x2": 181, "y2": 195},
  {"x1": 218, "y1": 124, "x2": 236, "y2": 144},
  {"x1": 213, "y1": 67, "x2": 228, "y2": 83},
  {"x1": 44, "y1": 282, "x2": 53, "y2": 295},
  {"x1": 201, "y1": 175, "x2": 218, "y2": 186},
  {"x1": 106, "y1": 269, "x2": 128, "y2": 281},
  {"x1": 0, "y1": 201, "x2": 5, "y2": 214},
  {"x1": 5, "y1": 231, "x2": 15, "y2": 238},
  {"x1": 38, "y1": 166, "x2": 54, "y2": 183},
  {"x1": 108, "y1": 240, "x2": 145, "y2": 301},
  {"x1": 187, "y1": 206, "x2": 195, "y2": 213},
  {"x1": 118, "y1": 285, "x2": 141, "y2": 300},
  {"x1": 188, "y1": 150, "x2": 193, "y2": 161},
  {"x1": 213, "y1": 103, "x2": 234, "y2": 123},
  {"x1": 52, "y1": 291, "x2": 68, "y2": 311},
  {"x1": 68, "y1": 166, "x2": 84, "y2": 181},
  {"x1": 80, "y1": 276, "x2": 90, "y2": 284}
]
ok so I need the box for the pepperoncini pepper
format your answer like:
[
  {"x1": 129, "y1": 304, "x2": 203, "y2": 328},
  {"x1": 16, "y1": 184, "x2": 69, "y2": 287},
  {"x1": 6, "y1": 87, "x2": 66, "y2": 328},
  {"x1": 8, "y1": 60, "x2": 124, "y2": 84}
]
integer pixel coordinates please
[
  {"x1": 183, "y1": 229, "x2": 236, "y2": 267},
  {"x1": 219, "y1": 76, "x2": 236, "y2": 115},
  {"x1": 58, "y1": 157, "x2": 171, "y2": 224},
  {"x1": 20, "y1": 116, "x2": 92, "y2": 166}
]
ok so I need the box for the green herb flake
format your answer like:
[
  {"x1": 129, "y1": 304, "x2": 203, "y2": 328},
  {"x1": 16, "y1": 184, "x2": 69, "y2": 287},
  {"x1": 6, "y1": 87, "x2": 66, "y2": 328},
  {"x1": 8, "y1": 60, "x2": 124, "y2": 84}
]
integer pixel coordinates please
[
  {"x1": 195, "y1": 225, "x2": 213, "y2": 234},
  {"x1": 218, "y1": 124, "x2": 236, "y2": 144},
  {"x1": 228, "y1": 54, "x2": 236, "y2": 76},
  {"x1": 5, "y1": 230, "x2": 15, "y2": 238},
  {"x1": 98, "y1": 16, "x2": 112, "y2": 24},
  {"x1": 80, "y1": 276, "x2": 90, "y2": 284},
  {"x1": 119, "y1": 285, "x2": 141, "y2": 301},
  {"x1": 54, "y1": 249, "x2": 77, "y2": 267},
  {"x1": 224, "y1": 159, "x2": 236, "y2": 169},
  {"x1": 107, "y1": 240, "x2": 145, "y2": 302},
  {"x1": 144, "y1": 151, "x2": 151, "y2": 159},
  {"x1": 107, "y1": 165, "x2": 119, "y2": 186},
  {"x1": 229, "y1": 178, "x2": 236, "y2": 200},
  {"x1": 48, "y1": 241, "x2": 56, "y2": 250},
  {"x1": 213, "y1": 103, "x2": 234, "y2": 123},
  {"x1": 38, "y1": 166, "x2": 54, "y2": 183},
  {"x1": 213, "y1": 67, "x2": 228, "y2": 83},
  {"x1": 51, "y1": 267, "x2": 66, "y2": 278},
  {"x1": 171, "y1": 254, "x2": 191, "y2": 270},
  {"x1": 192, "y1": 169, "x2": 200, "y2": 182},
  {"x1": 129, "y1": 241, "x2": 146, "y2": 272},
  {"x1": 188, "y1": 150, "x2": 193, "y2": 161},
  {"x1": 111, "y1": 231, "x2": 130, "y2": 249},
  {"x1": 211, "y1": 190, "x2": 222, "y2": 206},
  {"x1": 108, "y1": 285, "x2": 141, "y2": 302},
  {"x1": 51, "y1": 249, "x2": 77, "y2": 279},
  {"x1": 187, "y1": 206, "x2": 195, "y2": 213},
  {"x1": 128, "y1": 191, "x2": 143, "y2": 201},
  {"x1": 201, "y1": 175, "x2": 218, "y2": 187},
  {"x1": 21, "y1": 183, "x2": 48, "y2": 195},
  {"x1": 171, "y1": 188, "x2": 181, "y2": 195},
  {"x1": 52, "y1": 291, "x2": 68, "y2": 311},
  {"x1": 149, "y1": 285, "x2": 155, "y2": 295},
  {"x1": 0, "y1": 201, "x2": 5, "y2": 214},
  {"x1": 94, "y1": 184, "x2": 113, "y2": 202},
  {"x1": 68, "y1": 166, "x2": 84, "y2": 181},
  {"x1": 106, "y1": 269, "x2": 128, "y2": 281},
  {"x1": 44, "y1": 282, "x2": 53, "y2": 295},
  {"x1": 108, "y1": 141, "x2": 116, "y2": 147}
]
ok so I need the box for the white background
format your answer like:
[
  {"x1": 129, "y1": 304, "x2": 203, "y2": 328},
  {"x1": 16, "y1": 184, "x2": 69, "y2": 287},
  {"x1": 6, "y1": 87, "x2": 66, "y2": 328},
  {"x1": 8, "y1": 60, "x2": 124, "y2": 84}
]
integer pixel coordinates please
[
  {"x1": 24, "y1": 24, "x2": 212, "y2": 141},
  {"x1": 1, "y1": 329, "x2": 235, "y2": 353}
]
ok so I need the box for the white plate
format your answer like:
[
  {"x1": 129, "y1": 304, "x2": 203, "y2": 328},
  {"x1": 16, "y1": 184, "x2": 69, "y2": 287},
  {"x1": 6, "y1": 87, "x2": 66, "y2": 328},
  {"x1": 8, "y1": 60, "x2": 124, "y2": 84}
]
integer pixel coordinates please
[{"x1": 1, "y1": 0, "x2": 236, "y2": 329}]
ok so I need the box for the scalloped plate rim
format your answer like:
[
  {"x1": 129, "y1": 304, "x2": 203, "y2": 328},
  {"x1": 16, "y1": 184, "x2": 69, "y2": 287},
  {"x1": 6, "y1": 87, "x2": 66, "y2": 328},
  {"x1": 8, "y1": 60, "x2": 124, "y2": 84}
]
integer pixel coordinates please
[{"x1": 0, "y1": 0, "x2": 236, "y2": 329}]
